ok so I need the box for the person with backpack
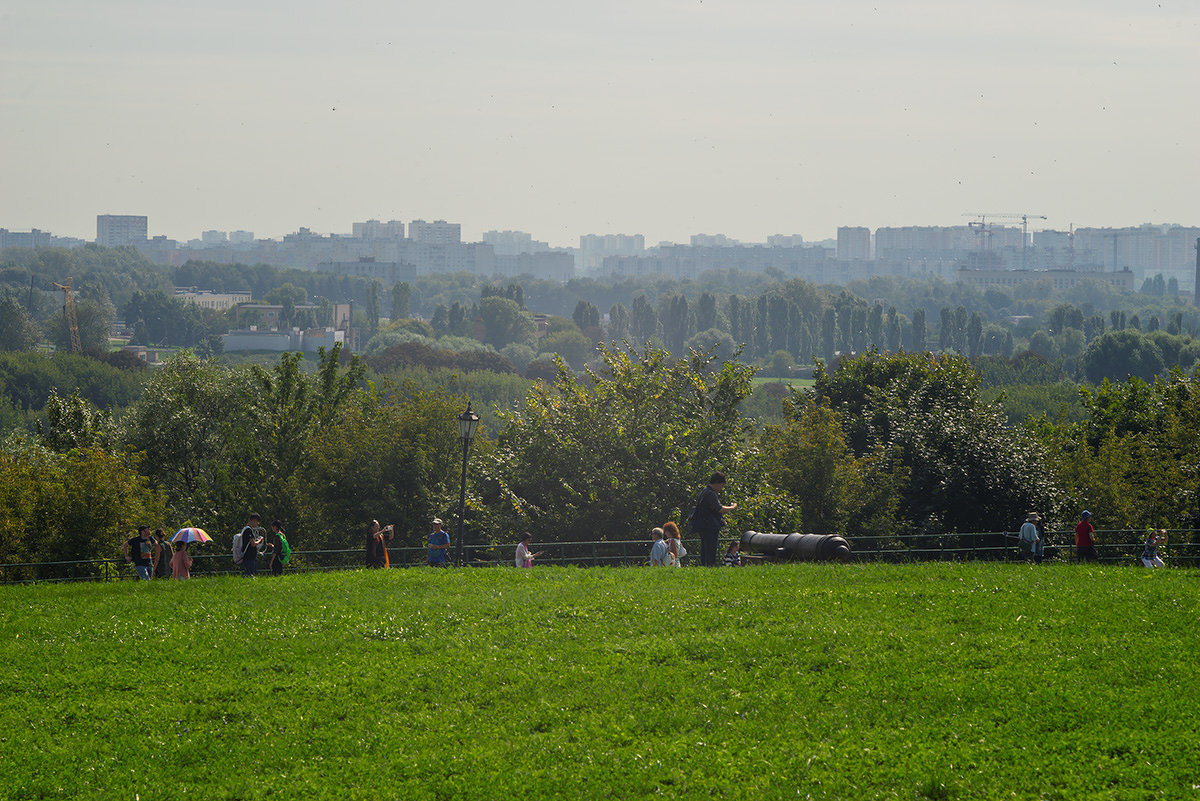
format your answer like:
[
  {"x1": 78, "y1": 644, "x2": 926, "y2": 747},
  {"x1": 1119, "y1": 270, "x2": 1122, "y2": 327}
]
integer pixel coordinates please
[
  {"x1": 234, "y1": 513, "x2": 265, "y2": 576},
  {"x1": 689, "y1": 472, "x2": 737, "y2": 567},
  {"x1": 267, "y1": 520, "x2": 291, "y2": 576}
]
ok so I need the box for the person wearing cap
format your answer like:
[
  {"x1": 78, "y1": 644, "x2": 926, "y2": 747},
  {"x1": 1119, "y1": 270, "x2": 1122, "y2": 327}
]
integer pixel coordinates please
[
  {"x1": 1075, "y1": 510, "x2": 1097, "y2": 562},
  {"x1": 1018, "y1": 513, "x2": 1040, "y2": 561},
  {"x1": 427, "y1": 518, "x2": 451, "y2": 567}
]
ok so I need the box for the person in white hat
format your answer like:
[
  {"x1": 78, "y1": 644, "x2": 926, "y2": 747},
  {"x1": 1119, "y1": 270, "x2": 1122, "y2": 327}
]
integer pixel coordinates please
[{"x1": 427, "y1": 518, "x2": 451, "y2": 567}]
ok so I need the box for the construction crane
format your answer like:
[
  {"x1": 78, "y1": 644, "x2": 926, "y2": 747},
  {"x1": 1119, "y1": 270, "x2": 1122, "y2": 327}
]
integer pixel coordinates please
[
  {"x1": 52, "y1": 278, "x2": 82, "y2": 353},
  {"x1": 964, "y1": 213, "x2": 1047, "y2": 270}
]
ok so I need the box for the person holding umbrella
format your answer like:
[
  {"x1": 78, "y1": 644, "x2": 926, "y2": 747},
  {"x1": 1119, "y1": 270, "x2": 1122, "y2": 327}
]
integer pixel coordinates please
[
  {"x1": 170, "y1": 527, "x2": 212, "y2": 580},
  {"x1": 170, "y1": 541, "x2": 193, "y2": 579}
]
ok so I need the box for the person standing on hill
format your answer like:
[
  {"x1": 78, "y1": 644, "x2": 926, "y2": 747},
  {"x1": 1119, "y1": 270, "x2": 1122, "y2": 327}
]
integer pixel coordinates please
[
  {"x1": 365, "y1": 520, "x2": 393, "y2": 568},
  {"x1": 427, "y1": 518, "x2": 451, "y2": 567},
  {"x1": 1018, "y1": 513, "x2": 1039, "y2": 561},
  {"x1": 240, "y1": 513, "x2": 265, "y2": 576},
  {"x1": 1033, "y1": 516, "x2": 1047, "y2": 564},
  {"x1": 267, "y1": 520, "x2": 290, "y2": 575},
  {"x1": 170, "y1": 541, "x2": 192, "y2": 580},
  {"x1": 514, "y1": 532, "x2": 542, "y2": 568},
  {"x1": 689, "y1": 472, "x2": 737, "y2": 567},
  {"x1": 663, "y1": 521, "x2": 686, "y2": 567},
  {"x1": 123, "y1": 526, "x2": 160, "y2": 581},
  {"x1": 1075, "y1": 511, "x2": 1097, "y2": 562},
  {"x1": 649, "y1": 528, "x2": 669, "y2": 566}
]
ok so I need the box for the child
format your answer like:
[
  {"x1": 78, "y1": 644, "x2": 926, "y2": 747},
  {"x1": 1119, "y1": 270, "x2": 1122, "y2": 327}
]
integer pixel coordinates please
[
  {"x1": 722, "y1": 540, "x2": 741, "y2": 567},
  {"x1": 170, "y1": 541, "x2": 193, "y2": 580}
]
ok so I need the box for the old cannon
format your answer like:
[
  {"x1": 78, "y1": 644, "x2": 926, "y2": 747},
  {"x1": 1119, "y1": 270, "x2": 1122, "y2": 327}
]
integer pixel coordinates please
[{"x1": 739, "y1": 531, "x2": 851, "y2": 563}]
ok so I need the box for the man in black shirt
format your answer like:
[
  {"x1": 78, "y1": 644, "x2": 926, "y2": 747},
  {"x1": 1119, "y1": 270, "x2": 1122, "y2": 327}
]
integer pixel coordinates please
[
  {"x1": 690, "y1": 472, "x2": 737, "y2": 567},
  {"x1": 240, "y1": 513, "x2": 264, "y2": 577},
  {"x1": 123, "y1": 526, "x2": 160, "y2": 581}
]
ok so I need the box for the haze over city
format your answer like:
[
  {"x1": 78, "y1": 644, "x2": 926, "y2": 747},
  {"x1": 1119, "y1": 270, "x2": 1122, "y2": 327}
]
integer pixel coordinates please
[{"x1": 3, "y1": 0, "x2": 1198, "y2": 246}]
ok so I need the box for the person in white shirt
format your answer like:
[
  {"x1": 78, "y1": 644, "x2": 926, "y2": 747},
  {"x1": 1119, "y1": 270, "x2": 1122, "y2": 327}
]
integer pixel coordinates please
[{"x1": 515, "y1": 532, "x2": 542, "y2": 568}]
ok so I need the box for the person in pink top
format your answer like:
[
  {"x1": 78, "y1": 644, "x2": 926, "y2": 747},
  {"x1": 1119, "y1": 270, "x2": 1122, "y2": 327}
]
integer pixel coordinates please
[{"x1": 169, "y1": 541, "x2": 193, "y2": 580}]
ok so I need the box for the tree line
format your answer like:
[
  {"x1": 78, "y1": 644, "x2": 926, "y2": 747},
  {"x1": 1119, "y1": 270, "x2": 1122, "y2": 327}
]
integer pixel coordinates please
[{"x1": 3, "y1": 345, "x2": 1198, "y2": 574}]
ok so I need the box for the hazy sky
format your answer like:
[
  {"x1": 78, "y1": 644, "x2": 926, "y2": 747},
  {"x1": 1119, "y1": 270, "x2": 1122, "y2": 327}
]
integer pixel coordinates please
[{"x1": 2, "y1": 0, "x2": 1198, "y2": 247}]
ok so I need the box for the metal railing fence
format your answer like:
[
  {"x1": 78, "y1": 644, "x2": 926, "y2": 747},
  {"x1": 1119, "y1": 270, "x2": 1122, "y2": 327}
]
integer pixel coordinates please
[{"x1": 1, "y1": 529, "x2": 1196, "y2": 584}]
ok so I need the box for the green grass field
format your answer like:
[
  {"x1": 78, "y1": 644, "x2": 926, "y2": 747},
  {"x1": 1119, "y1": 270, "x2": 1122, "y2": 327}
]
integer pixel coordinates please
[
  {"x1": 2, "y1": 563, "x2": 1196, "y2": 800},
  {"x1": 751, "y1": 376, "x2": 814, "y2": 390}
]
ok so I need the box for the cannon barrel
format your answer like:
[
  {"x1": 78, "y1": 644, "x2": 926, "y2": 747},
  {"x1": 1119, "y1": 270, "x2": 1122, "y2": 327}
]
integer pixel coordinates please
[{"x1": 739, "y1": 531, "x2": 851, "y2": 563}]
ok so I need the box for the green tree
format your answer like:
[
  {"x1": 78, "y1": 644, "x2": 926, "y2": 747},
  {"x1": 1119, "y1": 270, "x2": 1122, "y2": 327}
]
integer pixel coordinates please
[
  {"x1": 48, "y1": 297, "x2": 114, "y2": 353},
  {"x1": 298, "y1": 383, "x2": 475, "y2": 552},
  {"x1": 390, "y1": 282, "x2": 412, "y2": 320},
  {"x1": 758, "y1": 396, "x2": 898, "y2": 543},
  {"x1": 911, "y1": 307, "x2": 927, "y2": 351},
  {"x1": 36, "y1": 389, "x2": 113, "y2": 452},
  {"x1": 484, "y1": 345, "x2": 754, "y2": 541},
  {"x1": 813, "y1": 352, "x2": 1057, "y2": 535},
  {"x1": 120, "y1": 352, "x2": 234, "y2": 521},
  {"x1": 479, "y1": 296, "x2": 534, "y2": 350},
  {"x1": 538, "y1": 329, "x2": 592, "y2": 370},
  {"x1": 607, "y1": 303, "x2": 630, "y2": 341},
  {"x1": 572, "y1": 300, "x2": 600, "y2": 332},
  {"x1": 0, "y1": 439, "x2": 165, "y2": 570},
  {"x1": 0, "y1": 295, "x2": 40, "y2": 351}
]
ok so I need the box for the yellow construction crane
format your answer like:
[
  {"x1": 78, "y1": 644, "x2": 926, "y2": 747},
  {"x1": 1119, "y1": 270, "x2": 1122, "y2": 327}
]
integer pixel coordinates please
[{"x1": 52, "y1": 278, "x2": 82, "y2": 353}]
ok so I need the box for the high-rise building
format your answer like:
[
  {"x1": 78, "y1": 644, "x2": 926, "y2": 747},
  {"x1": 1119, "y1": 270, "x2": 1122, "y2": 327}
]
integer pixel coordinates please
[
  {"x1": 352, "y1": 219, "x2": 405, "y2": 239},
  {"x1": 836, "y1": 227, "x2": 871, "y2": 261},
  {"x1": 767, "y1": 234, "x2": 805, "y2": 249},
  {"x1": 408, "y1": 220, "x2": 461, "y2": 245},
  {"x1": 578, "y1": 233, "x2": 645, "y2": 273},
  {"x1": 96, "y1": 215, "x2": 148, "y2": 247}
]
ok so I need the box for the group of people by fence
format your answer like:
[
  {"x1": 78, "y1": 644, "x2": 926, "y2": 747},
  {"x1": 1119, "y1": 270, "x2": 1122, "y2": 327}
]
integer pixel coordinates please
[
  {"x1": 121, "y1": 513, "x2": 292, "y2": 581},
  {"x1": 1017, "y1": 509, "x2": 1170, "y2": 567}
]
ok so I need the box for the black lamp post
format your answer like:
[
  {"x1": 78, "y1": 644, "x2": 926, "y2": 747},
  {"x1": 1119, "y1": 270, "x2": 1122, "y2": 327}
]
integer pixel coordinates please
[{"x1": 455, "y1": 402, "x2": 480, "y2": 566}]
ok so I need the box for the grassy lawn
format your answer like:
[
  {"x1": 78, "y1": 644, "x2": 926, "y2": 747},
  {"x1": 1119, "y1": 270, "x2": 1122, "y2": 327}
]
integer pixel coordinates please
[
  {"x1": 751, "y1": 376, "x2": 814, "y2": 390},
  {"x1": 1, "y1": 563, "x2": 1196, "y2": 799}
]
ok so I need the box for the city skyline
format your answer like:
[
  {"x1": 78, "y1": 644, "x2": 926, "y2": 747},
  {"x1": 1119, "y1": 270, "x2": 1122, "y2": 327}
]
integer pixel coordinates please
[{"x1": 3, "y1": 1, "x2": 1198, "y2": 246}]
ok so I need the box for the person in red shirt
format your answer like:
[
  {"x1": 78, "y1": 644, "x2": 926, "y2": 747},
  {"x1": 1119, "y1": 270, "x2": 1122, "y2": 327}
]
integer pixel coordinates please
[{"x1": 1075, "y1": 510, "x2": 1096, "y2": 562}]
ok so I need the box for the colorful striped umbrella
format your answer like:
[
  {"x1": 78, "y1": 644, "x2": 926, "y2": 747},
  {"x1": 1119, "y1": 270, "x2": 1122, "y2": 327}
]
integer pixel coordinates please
[{"x1": 171, "y1": 527, "x2": 211, "y2": 544}]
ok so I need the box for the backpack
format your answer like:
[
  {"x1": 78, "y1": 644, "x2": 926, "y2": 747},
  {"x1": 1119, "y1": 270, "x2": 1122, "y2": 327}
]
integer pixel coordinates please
[
  {"x1": 688, "y1": 486, "x2": 714, "y2": 533},
  {"x1": 232, "y1": 527, "x2": 247, "y2": 565},
  {"x1": 278, "y1": 532, "x2": 291, "y2": 565}
]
